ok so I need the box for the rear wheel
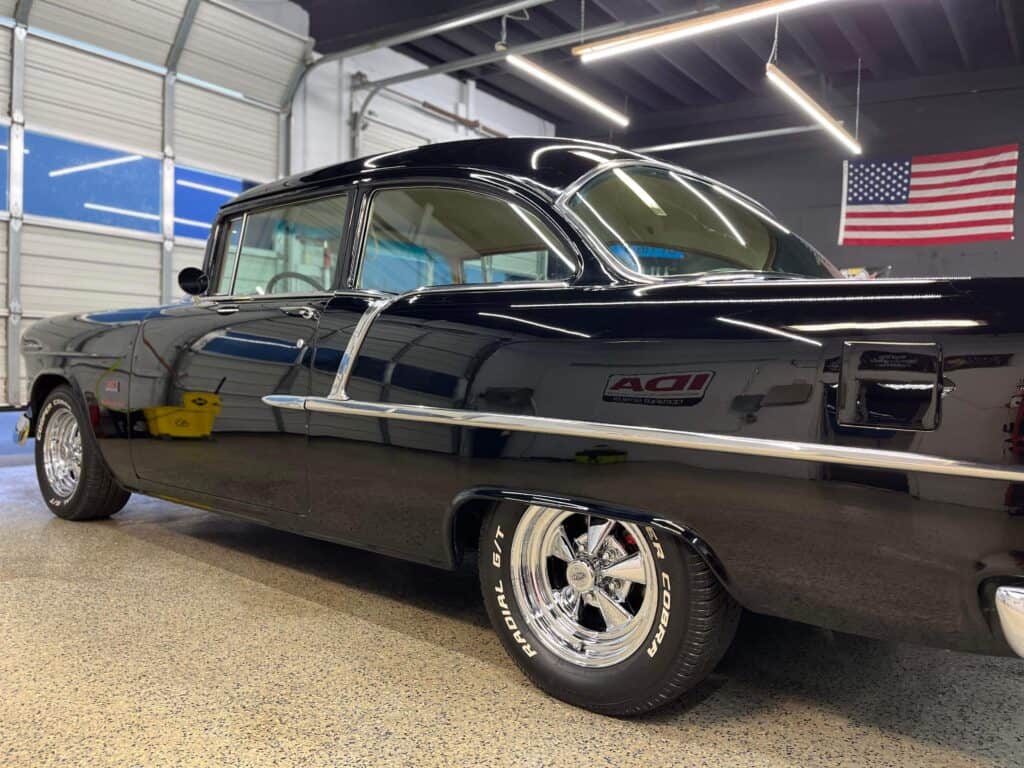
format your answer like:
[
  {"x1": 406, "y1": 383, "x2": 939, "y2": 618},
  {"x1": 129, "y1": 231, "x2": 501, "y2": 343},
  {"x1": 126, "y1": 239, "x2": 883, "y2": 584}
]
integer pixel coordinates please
[
  {"x1": 479, "y1": 503, "x2": 738, "y2": 715},
  {"x1": 35, "y1": 385, "x2": 130, "y2": 521}
]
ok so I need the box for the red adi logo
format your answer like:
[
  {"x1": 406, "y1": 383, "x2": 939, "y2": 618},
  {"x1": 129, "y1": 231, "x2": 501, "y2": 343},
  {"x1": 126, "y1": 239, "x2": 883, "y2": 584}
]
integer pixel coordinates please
[{"x1": 603, "y1": 371, "x2": 714, "y2": 407}]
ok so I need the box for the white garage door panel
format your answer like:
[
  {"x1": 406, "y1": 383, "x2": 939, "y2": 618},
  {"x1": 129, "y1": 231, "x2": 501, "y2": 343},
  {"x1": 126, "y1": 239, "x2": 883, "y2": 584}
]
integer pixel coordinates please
[
  {"x1": 0, "y1": 225, "x2": 8, "y2": 296},
  {"x1": 173, "y1": 243, "x2": 207, "y2": 275},
  {"x1": 0, "y1": 320, "x2": 6, "y2": 404},
  {"x1": 178, "y1": 0, "x2": 307, "y2": 106},
  {"x1": 25, "y1": 37, "x2": 163, "y2": 152},
  {"x1": 29, "y1": 0, "x2": 187, "y2": 67},
  {"x1": 175, "y1": 83, "x2": 277, "y2": 181},
  {"x1": 358, "y1": 119, "x2": 427, "y2": 157},
  {"x1": 21, "y1": 225, "x2": 160, "y2": 316}
]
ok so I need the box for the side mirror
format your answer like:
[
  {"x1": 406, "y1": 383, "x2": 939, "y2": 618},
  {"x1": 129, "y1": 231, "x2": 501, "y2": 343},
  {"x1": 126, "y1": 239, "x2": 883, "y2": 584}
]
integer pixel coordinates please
[{"x1": 178, "y1": 267, "x2": 209, "y2": 296}]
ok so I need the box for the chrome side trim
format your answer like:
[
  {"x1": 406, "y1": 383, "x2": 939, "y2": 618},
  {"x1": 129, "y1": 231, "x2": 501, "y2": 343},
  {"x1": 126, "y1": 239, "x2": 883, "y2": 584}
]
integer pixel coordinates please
[
  {"x1": 996, "y1": 586, "x2": 1024, "y2": 657},
  {"x1": 328, "y1": 296, "x2": 397, "y2": 400},
  {"x1": 262, "y1": 395, "x2": 1024, "y2": 483}
]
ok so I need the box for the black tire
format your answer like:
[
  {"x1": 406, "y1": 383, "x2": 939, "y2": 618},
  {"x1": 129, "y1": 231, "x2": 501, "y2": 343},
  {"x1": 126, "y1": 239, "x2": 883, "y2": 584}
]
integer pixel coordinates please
[
  {"x1": 479, "y1": 503, "x2": 739, "y2": 716},
  {"x1": 35, "y1": 385, "x2": 130, "y2": 521}
]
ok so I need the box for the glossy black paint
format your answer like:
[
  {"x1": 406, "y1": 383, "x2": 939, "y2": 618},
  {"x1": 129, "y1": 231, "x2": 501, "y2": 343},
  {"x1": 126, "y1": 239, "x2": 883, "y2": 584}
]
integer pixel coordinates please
[{"x1": 21, "y1": 138, "x2": 1024, "y2": 658}]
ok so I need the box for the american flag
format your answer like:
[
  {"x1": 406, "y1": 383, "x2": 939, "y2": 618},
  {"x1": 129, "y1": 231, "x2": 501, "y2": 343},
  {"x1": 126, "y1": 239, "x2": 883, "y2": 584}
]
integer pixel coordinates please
[{"x1": 838, "y1": 144, "x2": 1019, "y2": 246}]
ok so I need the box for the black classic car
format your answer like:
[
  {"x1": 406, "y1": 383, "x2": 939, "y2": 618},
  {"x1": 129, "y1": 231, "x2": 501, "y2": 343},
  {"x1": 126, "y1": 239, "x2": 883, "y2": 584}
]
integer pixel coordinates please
[{"x1": 16, "y1": 138, "x2": 1024, "y2": 715}]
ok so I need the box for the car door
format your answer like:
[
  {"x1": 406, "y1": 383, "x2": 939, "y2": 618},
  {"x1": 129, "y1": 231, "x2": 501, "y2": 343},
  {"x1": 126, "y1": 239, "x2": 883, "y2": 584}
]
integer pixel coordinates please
[
  {"x1": 130, "y1": 192, "x2": 353, "y2": 519},
  {"x1": 304, "y1": 182, "x2": 580, "y2": 561}
]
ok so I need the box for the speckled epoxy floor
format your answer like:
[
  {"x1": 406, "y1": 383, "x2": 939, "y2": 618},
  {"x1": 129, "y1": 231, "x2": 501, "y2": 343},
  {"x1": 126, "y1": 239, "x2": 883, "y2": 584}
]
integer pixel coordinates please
[{"x1": 1, "y1": 463, "x2": 1022, "y2": 768}]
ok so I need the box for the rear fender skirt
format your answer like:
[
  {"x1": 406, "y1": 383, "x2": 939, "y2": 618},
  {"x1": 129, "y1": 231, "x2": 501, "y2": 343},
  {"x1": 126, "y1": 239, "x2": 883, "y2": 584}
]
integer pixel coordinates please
[{"x1": 445, "y1": 486, "x2": 732, "y2": 596}]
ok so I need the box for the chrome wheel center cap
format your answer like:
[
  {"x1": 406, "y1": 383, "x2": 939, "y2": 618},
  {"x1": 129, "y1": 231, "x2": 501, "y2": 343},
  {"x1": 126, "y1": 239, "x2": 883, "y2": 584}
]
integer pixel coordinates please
[{"x1": 566, "y1": 560, "x2": 596, "y2": 593}]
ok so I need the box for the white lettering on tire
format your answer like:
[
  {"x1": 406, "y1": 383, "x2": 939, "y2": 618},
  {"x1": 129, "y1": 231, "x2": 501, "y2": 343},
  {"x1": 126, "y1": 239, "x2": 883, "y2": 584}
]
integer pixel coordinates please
[
  {"x1": 494, "y1": 578, "x2": 537, "y2": 658},
  {"x1": 646, "y1": 571, "x2": 671, "y2": 658}
]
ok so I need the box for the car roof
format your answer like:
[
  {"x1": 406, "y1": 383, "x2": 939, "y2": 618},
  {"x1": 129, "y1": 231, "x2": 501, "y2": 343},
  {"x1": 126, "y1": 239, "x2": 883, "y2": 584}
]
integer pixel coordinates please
[
  {"x1": 228, "y1": 137, "x2": 772, "y2": 218},
  {"x1": 232, "y1": 137, "x2": 649, "y2": 204}
]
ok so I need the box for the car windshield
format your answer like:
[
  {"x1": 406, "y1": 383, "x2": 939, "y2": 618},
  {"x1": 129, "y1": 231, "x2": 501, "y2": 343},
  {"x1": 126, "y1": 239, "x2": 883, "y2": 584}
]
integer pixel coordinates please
[{"x1": 567, "y1": 165, "x2": 840, "y2": 279}]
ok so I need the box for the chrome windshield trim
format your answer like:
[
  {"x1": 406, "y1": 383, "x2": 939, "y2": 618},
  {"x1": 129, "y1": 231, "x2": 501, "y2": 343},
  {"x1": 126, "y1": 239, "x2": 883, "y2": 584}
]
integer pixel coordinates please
[{"x1": 262, "y1": 395, "x2": 1024, "y2": 483}]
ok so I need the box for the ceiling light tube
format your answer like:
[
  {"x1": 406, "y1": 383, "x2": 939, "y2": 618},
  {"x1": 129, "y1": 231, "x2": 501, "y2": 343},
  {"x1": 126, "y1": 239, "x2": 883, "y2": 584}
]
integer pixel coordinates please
[
  {"x1": 765, "y1": 63, "x2": 862, "y2": 155},
  {"x1": 506, "y1": 54, "x2": 629, "y2": 127},
  {"x1": 573, "y1": 0, "x2": 843, "y2": 62}
]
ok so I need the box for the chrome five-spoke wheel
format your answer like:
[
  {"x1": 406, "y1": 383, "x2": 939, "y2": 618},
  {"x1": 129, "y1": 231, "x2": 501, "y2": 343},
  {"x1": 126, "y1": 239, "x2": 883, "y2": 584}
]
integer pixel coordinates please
[
  {"x1": 510, "y1": 505, "x2": 658, "y2": 668},
  {"x1": 42, "y1": 404, "x2": 82, "y2": 498}
]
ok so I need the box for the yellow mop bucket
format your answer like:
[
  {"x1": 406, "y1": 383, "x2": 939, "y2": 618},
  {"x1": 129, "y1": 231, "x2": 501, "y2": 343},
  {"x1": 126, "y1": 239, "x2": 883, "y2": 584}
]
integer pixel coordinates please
[{"x1": 143, "y1": 391, "x2": 223, "y2": 438}]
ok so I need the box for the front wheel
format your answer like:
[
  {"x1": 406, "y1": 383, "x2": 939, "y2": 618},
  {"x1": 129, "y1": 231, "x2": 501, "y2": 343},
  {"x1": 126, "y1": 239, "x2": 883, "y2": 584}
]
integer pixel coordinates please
[
  {"x1": 35, "y1": 385, "x2": 130, "y2": 521},
  {"x1": 479, "y1": 504, "x2": 738, "y2": 716}
]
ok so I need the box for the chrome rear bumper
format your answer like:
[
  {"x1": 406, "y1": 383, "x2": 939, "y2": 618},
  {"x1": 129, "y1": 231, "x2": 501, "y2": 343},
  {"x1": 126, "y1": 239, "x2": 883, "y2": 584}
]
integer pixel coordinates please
[{"x1": 995, "y1": 586, "x2": 1024, "y2": 657}]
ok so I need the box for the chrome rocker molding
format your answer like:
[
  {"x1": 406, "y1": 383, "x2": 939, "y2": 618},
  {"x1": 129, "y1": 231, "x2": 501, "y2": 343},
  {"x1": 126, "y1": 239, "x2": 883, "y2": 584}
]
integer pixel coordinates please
[
  {"x1": 263, "y1": 394, "x2": 1024, "y2": 483},
  {"x1": 996, "y1": 586, "x2": 1024, "y2": 657}
]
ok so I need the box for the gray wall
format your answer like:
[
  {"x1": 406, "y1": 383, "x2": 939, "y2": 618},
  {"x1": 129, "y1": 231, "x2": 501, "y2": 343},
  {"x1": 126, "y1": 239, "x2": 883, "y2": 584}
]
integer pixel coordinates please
[{"x1": 651, "y1": 77, "x2": 1024, "y2": 278}]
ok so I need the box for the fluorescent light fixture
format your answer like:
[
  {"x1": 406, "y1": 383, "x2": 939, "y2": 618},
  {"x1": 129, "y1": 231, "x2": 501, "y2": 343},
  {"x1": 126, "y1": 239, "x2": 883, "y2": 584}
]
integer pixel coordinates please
[
  {"x1": 83, "y1": 202, "x2": 160, "y2": 221},
  {"x1": 50, "y1": 154, "x2": 142, "y2": 178},
  {"x1": 613, "y1": 168, "x2": 666, "y2": 216},
  {"x1": 717, "y1": 316, "x2": 822, "y2": 347},
  {"x1": 176, "y1": 179, "x2": 238, "y2": 198},
  {"x1": 670, "y1": 172, "x2": 746, "y2": 246},
  {"x1": 765, "y1": 63, "x2": 862, "y2": 155},
  {"x1": 789, "y1": 319, "x2": 983, "y2": 332},
  {"x1": 635, "y1": 125, "x2": 826, "y2": 153},
  {"x1": 506, "y1": 54, "x2": 629, "y2": 127},
  {"x1": 574, "y1": 0, "x2": 844, "y2": 62}
]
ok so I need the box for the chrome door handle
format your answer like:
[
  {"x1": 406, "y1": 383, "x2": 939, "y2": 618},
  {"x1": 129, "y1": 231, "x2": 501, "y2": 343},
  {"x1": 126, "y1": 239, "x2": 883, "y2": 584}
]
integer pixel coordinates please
[
  {"x1": 215, "y1": 305, "x2": 240, "y2": 315},
  {"x1": 280, "y1": 306, "x2": 319, "y2": 320}
]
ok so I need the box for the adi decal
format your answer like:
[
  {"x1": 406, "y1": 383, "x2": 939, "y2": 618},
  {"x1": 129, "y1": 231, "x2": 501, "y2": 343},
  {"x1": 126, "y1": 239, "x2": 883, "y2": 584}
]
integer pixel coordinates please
[{"x1": 603, "y1": 371, "x2": 714, "y2": 407}]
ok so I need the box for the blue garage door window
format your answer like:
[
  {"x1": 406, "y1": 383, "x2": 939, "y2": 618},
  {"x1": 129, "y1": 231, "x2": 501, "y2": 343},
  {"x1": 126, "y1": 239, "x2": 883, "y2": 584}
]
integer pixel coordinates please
[
  {"x1": 175, "y1": 165, "x2": 255, "y2": 240},
  {"x1": 24, "y1": 131, "x2": 161, "y2": 233},
  {"x1": 0, "y1": 123, "x2": 9, "y2": 211}
]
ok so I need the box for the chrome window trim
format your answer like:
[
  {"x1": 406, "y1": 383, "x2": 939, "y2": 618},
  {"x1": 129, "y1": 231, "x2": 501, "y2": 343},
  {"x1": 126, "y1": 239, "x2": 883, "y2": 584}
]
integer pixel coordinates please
[
  {"x1": 264, "y1": 394, "x2": 1024, "y2": 484},
  {"x1": 351, "y1": 182, "x2": 584, "y2": 294}
]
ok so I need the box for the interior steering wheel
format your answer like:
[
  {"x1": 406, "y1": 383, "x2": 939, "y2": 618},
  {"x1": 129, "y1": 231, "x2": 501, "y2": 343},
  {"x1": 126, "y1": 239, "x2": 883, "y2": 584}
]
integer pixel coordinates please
[{"x1": 265, "y1": 271, "x2": 325, "y2": 293}]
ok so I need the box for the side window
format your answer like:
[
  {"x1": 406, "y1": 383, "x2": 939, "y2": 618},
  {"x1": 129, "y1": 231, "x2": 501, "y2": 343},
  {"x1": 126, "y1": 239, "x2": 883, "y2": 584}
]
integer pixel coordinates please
[
  {"x1": 228, "y1": 194, "x2": 349, "y2": 296},
  {"x1": 214, "y1": 216, "x2": 243, "y2": 294},
  {"x1": 358, "y1": 187, "x2": 575, "y2": 293}
]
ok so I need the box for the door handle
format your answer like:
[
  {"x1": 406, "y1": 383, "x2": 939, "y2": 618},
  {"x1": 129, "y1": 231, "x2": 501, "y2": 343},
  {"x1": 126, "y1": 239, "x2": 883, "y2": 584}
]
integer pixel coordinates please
[
  {"x1": 215, "y1": 305, "x2": 240, "y2": 315},
  {"x1": 838, "y1": 341, "x2": 942, "y2": 431},
  {"x1": 279, "y1": 305, "x2": 319, "y2": 320}
]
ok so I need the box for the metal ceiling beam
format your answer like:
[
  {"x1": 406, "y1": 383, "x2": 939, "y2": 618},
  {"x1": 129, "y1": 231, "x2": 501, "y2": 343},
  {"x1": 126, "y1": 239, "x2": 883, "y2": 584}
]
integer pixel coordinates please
[
  {"x1": 833, "y1": 12, "x2": 884, "y2": 78},
  {"x1": 1002, "y1": 0, "x2": 1023, "y2": 64},
  {"x1": 533, "y1": 1, "x2": 701, "y2": 108},
  {"x1": 884, "y1": 4, "x2": 931, "y2": 75},
  {"x1": 586, "y1": 0, "x2": 737, "y2": 102},
  {"x1": 351, "y1": 5, "x2": 716, "y2": 93},
  {"x1": 938, "y1": 0, "x2": 974, "y2": 69}
]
